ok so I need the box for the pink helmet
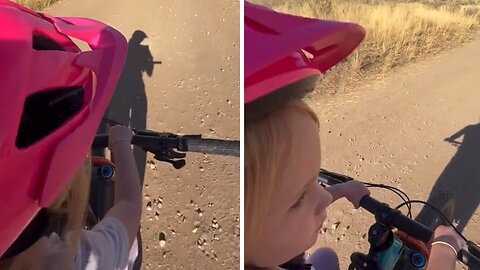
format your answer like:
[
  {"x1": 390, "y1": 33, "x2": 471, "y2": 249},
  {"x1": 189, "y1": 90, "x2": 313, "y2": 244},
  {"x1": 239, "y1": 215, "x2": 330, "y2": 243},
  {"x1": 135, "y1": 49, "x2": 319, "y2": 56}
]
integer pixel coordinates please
[
  {"x1": 0, "y1": 0, "x2": 127, "y2": 257},
  {"x1": 245, "y1": 1, "x2": 365, "y2": 120}
]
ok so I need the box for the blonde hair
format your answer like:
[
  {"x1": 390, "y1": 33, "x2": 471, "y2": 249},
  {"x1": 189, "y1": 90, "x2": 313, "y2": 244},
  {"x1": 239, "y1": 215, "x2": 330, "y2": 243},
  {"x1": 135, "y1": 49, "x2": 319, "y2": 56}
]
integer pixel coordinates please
[
  {"x1": 0, "y1": 157, "x2": 92, "y2": 270},
  {"x1": 245, "y1": 100, "x2": 319, "y2": 262}
]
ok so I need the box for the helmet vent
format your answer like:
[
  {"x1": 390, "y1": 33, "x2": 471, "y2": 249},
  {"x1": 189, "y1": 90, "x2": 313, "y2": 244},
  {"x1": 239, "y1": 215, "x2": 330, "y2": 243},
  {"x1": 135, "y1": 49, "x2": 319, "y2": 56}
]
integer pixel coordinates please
[
  {"x1": 32, "y1": 33, "x2": 65, "y2": 51},
  {"x1": 16, "y1": 86, "x2": 85, "y2": 148},
  {"x1": 245, "y1": 17, "x2": 278, "y2": 35}
]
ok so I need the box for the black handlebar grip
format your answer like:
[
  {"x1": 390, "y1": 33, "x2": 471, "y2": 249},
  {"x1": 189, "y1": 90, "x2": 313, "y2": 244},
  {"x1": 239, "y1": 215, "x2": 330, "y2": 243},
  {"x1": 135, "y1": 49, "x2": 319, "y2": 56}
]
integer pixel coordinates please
[
  {"x1": 360, "y1": 196, "x2": 433, "y2": 243},
  {"x1": 458, "y1": 249, "x2": 480, "y2": 269},
  {"x1": 92, "y1": 135, "x2": 145, "y2": 149},
  {"x1": 92, "y1": 135, "x2": 240, "y2": 157},
  {"x1": 392, "y1": 212, "x2": 433, "y2": 243},
  {"x1": 359, "y1": 196, "x2": 385, "y2": 215},
  {"x1": 91, "y1": 135, "x2": 141, "y2": 149},
  {"x1": 467, "y1": 241, "x2": 480, "y2": 259},
  {"x1": 183, "y1": 138, "x2": 240, "y2": 157},
  {"x1": 92, "y1": 135, "x2": 109, "y2": 148}
]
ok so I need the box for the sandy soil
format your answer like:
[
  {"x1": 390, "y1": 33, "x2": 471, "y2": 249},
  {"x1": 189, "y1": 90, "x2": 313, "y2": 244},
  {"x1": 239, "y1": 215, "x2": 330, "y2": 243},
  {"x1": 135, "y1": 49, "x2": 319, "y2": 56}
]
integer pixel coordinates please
[
  {"x1": 46, "y1": 1, "x2": 240, "y2": 269},
  {"x1": 308, "y1": 36, "x2": 480, "y2": 269}
]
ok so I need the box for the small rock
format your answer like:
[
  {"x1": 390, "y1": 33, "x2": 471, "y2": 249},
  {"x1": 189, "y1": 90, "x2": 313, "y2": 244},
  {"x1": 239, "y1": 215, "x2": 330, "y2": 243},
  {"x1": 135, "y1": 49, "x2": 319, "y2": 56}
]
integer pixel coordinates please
[
  {"x1": 159, "y1": 232, "x2": 166, "y2": 248},
  {"x1": 211, "y1": 218, "x2": 219, "y2": 229},
  {"x1": 147, "y1": 160, "x2": 157, "y2": 170},
  {"x1": 153, "y1": 197, "x2": 163, "y2": 207},
  {"x1": 197, "y1": 233, "x2": 208, "y2": 246},
  {"x1": 196, "y1": 208, "x2": 204, "y2": 217},
  {"x1": 146, "y1": 202, "x2": 152, "y2": 211},
  {"x1": 331, "y1": 221, "x2": 341, "y2": 231}
]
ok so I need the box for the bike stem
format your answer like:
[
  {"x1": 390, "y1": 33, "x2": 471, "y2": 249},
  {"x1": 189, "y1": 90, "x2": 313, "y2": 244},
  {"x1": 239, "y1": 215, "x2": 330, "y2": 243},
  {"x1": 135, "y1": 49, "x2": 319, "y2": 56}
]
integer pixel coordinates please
[{"x1": 349, "y1": 220, "x2": 395, "y2": 269}]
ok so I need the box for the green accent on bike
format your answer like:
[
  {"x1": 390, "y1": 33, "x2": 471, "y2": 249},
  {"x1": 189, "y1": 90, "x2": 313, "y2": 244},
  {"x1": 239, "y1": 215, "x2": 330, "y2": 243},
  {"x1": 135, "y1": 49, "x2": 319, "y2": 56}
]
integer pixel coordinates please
[{"x1": 378, "y1": 236, "x2": 405, "y2": 270}]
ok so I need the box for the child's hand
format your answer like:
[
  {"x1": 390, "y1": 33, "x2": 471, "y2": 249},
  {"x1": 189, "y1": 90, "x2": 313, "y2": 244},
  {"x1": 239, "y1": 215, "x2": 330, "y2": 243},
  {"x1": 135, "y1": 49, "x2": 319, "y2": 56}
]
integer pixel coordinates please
[
  {"x1": 432, "y1": 225, "x2": 466, "y2": 254},
  {"x1": 108, "y1": 125, "x2": 134, "y2": 151},
  {"x1": 343, "y1": 180, "x2": 370, "y2": 208},
  {"x1": 325, "y1": 180, "x2": 370, "y2": 208},
  {"x1": 426, "y1": 225, "x2": 465, "y2": 270}
]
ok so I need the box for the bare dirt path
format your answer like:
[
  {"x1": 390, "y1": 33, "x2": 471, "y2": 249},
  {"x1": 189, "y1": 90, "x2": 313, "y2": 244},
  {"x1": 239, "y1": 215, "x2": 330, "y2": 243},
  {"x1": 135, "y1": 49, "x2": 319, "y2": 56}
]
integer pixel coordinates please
[
  {"x1": 308, "y1": 37, "x2": 480, "y2": 269},
  {"x1": 46, "y1": 1, "x2": 240, "y2": 269}
]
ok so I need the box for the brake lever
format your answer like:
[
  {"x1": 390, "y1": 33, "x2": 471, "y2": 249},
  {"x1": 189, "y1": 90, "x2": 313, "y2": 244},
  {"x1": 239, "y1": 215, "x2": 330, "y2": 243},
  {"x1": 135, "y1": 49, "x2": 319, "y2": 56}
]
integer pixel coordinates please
[
  {"x1": 467, "y1": 241, "x2": 480, "y2": 259},
  {"x1": 318, "y1": 169, "x2": 353, "y2": 186},
  {"x1": 458, "y1": 247, "x2": 480, "y2": 269},
  {"x1": 321, "y1": 169, "x2": 355, "y2": 182},
  {"x1": 154, "y1": 156, "x2": 186, "y2": 169},
  {"x1": 151, "y1": 149, "x2": 187, "y2": 169}
]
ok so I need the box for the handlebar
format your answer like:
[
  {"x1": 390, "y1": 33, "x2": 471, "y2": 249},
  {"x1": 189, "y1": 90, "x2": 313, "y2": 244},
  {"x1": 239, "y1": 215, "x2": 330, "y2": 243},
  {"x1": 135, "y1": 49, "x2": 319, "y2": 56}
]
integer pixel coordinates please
[
  {"x1": 92, "y1": 134, "x2": 240, "y2": 157},
  {"x1": 318, "y1": 169, "x2": 480, "y2": 269},
  {"x1": 317, "y1": 169, "x2": 433, "y2": 243},
  {"x1": 359, "y1": 196, "x2": 433, "y2": 243}
]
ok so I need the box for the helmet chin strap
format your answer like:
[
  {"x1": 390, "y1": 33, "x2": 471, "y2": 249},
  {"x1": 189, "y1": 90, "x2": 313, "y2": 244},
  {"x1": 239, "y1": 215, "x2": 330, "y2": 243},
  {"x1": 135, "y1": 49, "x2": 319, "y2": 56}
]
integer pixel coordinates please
[{"x1": 1, "y1": 209, "x2": 48, "y2": 260}]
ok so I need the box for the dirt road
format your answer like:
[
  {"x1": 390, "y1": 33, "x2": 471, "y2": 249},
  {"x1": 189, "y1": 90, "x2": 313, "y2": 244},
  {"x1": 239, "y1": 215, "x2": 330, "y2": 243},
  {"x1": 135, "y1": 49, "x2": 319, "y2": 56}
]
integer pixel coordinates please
[
  {"x1": 309, "y1": 37, "x2": 480, "y2": 269},
  {"x1": 46, "y1": 1, "x2": 239, "y2": 269}
]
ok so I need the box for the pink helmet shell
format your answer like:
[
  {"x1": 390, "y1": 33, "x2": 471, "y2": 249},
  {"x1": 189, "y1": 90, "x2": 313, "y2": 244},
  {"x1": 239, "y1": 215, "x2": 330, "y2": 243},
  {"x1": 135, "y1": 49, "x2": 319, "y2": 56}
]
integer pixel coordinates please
[
  {"x1": 0, "y1": 0, "x2": 127, "y2": 257},
  {"x1": 245, "y1": 1, "x2": 365, "y2": 118}
]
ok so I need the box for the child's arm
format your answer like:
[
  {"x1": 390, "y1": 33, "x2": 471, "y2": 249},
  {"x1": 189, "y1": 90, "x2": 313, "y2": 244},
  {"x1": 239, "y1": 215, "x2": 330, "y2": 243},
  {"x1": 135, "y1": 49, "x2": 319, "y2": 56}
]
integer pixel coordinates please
[
  {"x1": 426, "y1": 245, "x2": 456, "y2": 270},
  {"x1": 325, "y1": 180, "x2": 370, "y2": 208},
  {"x1": 103, "y1": 125, "x2": 143, "y2": 247},
  {"x1": 426, "y1": 226, "x2": 465, "y2": 270}
]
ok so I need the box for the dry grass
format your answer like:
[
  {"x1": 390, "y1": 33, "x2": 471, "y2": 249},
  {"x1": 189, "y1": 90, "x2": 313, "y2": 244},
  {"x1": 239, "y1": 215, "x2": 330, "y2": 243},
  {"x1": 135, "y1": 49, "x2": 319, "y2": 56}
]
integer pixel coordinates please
[
  {"x1": 252, "y1": 0, "x2": 480, "y2": 94},
  {"x1": 12, "y1": 0, "x2": 60, "y2": 10}
]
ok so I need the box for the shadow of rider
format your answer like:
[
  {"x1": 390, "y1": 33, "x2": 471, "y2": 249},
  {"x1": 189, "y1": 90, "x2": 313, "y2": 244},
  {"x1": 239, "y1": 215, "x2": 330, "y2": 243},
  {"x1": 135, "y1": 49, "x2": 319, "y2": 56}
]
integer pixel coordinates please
[{"x1": 416, "y1": 120, "x2": 480, "y2": 232}]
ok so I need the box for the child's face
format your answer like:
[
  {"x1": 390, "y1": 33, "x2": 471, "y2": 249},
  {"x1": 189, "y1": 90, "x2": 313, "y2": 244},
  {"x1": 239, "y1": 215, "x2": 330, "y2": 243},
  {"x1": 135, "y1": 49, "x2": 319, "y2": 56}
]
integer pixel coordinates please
[{"x1": 249, "y1": 108, "x2": 333, "y2": 267}]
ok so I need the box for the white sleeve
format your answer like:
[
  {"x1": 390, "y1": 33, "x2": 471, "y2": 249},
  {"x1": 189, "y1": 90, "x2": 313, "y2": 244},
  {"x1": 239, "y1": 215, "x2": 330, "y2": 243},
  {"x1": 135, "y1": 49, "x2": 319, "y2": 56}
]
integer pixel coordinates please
[{"x1": 75, "y1": 217, "x2": 131, "y2": 270}]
